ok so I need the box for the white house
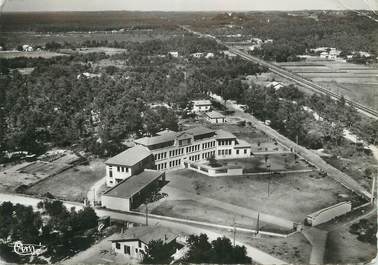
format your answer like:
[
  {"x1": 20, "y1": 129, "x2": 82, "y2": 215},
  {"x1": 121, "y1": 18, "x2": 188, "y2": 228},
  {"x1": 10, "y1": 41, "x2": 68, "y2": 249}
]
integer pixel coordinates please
[
  {"x1": 205, "y1": 111, "x2": 225, "y2": 124},
  {"x1": 192, "y1": 100, "x2": 212, "y2": 112},
  {"x1": 266, "y1": 81, "x2": 285, "y2": 91},
  {"x1": 168, "y1": 51, "x2": 179, "y2": 58},
  {"x1": 205, "y1": 52, "x2": 214, "y2": 58},
  {"x1": 22, "y1": 45, "x2": 33, "y2": 52},
  {"x1": 105, "y1": 145, "x2": 154, "y2": 187},
  {"x1": 191, "y1": 52, "x2": 204, "y2": 58},
  {"x1": 111, "y1": 226, "x2": 179, "y2": 262}
]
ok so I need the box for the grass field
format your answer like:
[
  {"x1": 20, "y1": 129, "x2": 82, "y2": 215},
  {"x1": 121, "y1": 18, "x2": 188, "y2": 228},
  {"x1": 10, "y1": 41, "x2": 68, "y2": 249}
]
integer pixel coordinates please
[
  {"x1": 0, "y1": 50, "x2": 67, "y2": 59},
  {"x1": 277, "y1": 57, "x2": 378, "y2": 110},
  {"x1": 144, "y1": 168, "x2": 358, "y2": 228},
  {"x1": 324, "y1": 215, "x2": 377, "y2": 264},
  {"x1": 26, "y1": 159, "x2": 105, "y2": 202}
]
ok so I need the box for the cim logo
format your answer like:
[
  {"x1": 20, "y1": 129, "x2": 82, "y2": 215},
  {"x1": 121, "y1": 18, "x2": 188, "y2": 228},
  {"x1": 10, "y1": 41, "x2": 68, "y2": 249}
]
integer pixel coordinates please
[{"x1": 12, "y1": 241, "x2": 47, "y2": 256}]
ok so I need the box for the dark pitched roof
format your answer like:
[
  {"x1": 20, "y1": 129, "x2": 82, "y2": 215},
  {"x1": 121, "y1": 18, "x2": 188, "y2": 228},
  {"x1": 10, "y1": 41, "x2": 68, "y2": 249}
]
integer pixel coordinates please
[
  {"x1": 103, "y1": 170, "x2": 164, "y2": 199},
  {"x1": 105, "y1": 145, "x2": 152, "y2": 167}
]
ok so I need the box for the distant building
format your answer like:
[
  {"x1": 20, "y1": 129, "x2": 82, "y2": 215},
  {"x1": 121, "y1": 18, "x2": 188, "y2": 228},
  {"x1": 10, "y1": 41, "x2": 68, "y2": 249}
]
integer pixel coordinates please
[
  {"x1": 102, "y1": 169, "x2": 165, "y2": 211},
  {"x1": 205, "y1": 52, "x2": 214, "y2": 58},
  {"x1": 22, "y1": 45, "x2": 33, "y2": 52},
  {"x1": 110, "y1": 226, "x2": 179, "y2": 261},
  {"x1": 105, "y1": 145, "x2": 154, "y2": 187},
  {"x1": 192, "y1": 100, "x2": 212, "y2": 112},
  {"x1": 205, "y1": 111, "x2": 225, "y2": 124},
  {"x1": 222, "y1": 50, "x2": 237, "y2": 58},
  {"x1": 168, "y1": 51, "x2": 179, "y2": 58},
  {"x1": 266, "y1": 81, "x2": 285, "y2": 91},
  {"x1": 191, "y1": 52, "x2": 204, "y2": 58}
]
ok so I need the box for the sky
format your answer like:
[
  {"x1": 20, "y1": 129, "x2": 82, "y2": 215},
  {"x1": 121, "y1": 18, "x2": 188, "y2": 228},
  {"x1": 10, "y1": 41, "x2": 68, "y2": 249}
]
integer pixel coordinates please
[{"x1": 1, "y1": 0, "x2": 377, "y2": 12}]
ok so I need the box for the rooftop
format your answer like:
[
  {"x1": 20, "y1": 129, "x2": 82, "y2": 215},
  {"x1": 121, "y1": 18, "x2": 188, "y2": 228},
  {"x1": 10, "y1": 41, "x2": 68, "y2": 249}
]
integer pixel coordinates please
[
  {"x1": 192, "y1": 99, "x2": 212, "y2": 106},
  {"x1": 205, "y1": 111, "x2": 225, "y2": 119},
  {"x1": 103, "y1": 170, "x2": 164, "y2": 199},
  {"x1": 215, "y1": 129, "x2": 236, "y2": 139},
  {"x1": 105, "y1": 145, "x2": 152, "y2": 166},
  {"x1": 111, "y1": 226, "x2": 178, "y2": 245},
  {"x1": 235, "y1": 139, "x2": 251, "y2": 148}
]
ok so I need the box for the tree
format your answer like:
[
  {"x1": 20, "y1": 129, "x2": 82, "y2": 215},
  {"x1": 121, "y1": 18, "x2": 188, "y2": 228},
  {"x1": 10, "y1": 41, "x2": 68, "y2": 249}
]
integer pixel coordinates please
[{"x1": 142, "y1": 239, "x2": 175, "y2": 264}]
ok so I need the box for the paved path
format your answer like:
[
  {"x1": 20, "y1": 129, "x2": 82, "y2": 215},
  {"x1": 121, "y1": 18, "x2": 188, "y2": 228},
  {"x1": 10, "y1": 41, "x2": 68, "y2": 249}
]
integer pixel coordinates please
[
  {"x1": 302, "y1": 228, "x2": 328, "y2": 265},
  {"x1": 216, "y1": 97, "x2": 371, "y2": 199},
  {"x1": 0, "y1": 192, "x2": 287, "y2": 264},
  {"x1": 163, "y1": 186, "x2": 294, "y2": 229}
]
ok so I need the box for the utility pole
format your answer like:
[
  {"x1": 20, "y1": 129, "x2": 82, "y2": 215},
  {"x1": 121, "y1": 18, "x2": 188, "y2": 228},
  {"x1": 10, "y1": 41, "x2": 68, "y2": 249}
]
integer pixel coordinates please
[
  {"x1": 93, "y1": 188, "x2": 96, "y2": 206},
  {"x1": 371, "y1": 176, "x2": 376, "y2": 205},
  {"x1": 256, "y1": 212, "x2": 260, "y2": 235},
  {"x1": 232, "y1": 217, "x2": 236, "y2": 247},
  {"x1": 296, "y1": 135, "x2": 299, "y2": 145},
  {"x1": 145, "y1": 202, "x2": 149, "y2": 226}
]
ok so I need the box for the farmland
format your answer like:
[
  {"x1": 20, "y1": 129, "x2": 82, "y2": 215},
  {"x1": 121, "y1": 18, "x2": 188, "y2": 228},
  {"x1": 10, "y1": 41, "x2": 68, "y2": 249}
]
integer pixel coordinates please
[
  {"x1": 276, "y1": 57, "x2": 378, "y2": 110},
  {"x1": 0, "y1": 50, "x2": 67, "y2": 58}
]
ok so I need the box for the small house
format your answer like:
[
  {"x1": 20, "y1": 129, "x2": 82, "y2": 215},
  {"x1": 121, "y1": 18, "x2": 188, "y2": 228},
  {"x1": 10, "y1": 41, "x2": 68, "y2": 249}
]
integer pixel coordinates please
[
  {"x1": 205, "y1": 111, "x2": 225, "y2": 124},
  {"x1": 168, "y1": 51, "x2": 179, "y2": 58},
  {"x1": 192, "y1": 100, "x2": 212, "y2": 112}
]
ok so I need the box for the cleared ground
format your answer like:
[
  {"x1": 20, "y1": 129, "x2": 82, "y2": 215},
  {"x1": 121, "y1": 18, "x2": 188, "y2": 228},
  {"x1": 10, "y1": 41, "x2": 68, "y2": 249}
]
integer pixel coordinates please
[
  {"x1": 0, "y1": 50, "x2": 67, "y2": 58},
  {"x1": 26, "y1": 159, "x2": 105, "y2": 202},
  {"x1": 145, "y1": 168, "x2": 358, "y2": 228},
  {"x1": 324, "y1": 215, "x2": 377, "y2": 264},
  {"x1": 277, "y1": 58, "x2": 378, "y2": 110}
]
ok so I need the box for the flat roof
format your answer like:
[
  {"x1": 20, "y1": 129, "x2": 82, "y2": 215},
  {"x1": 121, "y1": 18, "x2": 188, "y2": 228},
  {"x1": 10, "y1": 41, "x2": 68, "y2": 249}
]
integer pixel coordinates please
[
  {"x1": 103, "y1": 170, "x2": 164, "y2": 199},
  {"x1": 105, "y1": 145, "x2": 152, "y2": 167},
  {"x1": 192, "y1": 99, "x2": 211, "y2": 106},
  {"x1": 184, "y1": 126, "x2": 215, "y2": 137},
  {"x1": 206, "y1": 111, "x2": 225, "y2": 119},
  {"x1": 111, "y1": 226, "x2": 178, "y2": 245},
  {"x1": 235, "y1": 139, "x2": 251, "y2": 148},
  {"x1": 215, "y1": 129, "x2": 236, "y2": 139},
  {"x1": 307, "y1": 201, "x2": 351, "y2": 218}
]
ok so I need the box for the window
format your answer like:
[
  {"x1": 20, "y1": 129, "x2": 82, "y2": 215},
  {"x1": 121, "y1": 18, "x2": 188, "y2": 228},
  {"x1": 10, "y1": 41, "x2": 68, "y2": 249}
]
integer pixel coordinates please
[
  {"x1": 117, "y1": 166, "x2": 120, "y2": 172},
  {"x1": 138, "y1": 241, "x2": 142, "y2": 248},
  {"x1": 124, "y1": 245, "x2": 130, "y2": 255},
  {"x1": 116, "y1": 242, "x2": 120, "y2": 249},
  {"x1": 236, "y1": 150, "x2": 239, "y2": 155},
  {"x1": 109, "y1": 167, "x2": 113, "y2": 178},
  {"x1": 244, "y1": 149, "x2": 247, "y2": 154}
]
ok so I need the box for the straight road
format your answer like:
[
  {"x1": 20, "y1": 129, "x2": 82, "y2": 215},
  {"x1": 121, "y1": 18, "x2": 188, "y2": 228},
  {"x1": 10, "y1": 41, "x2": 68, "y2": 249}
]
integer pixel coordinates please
[
  {"x1": 0, "y1": 192, "x2": 288, "y2": 264},
  {"x1": 212, "y1": 96, "x2": 371, "y2": 199},
  {"x1": 181, "y1": 25, "x2": 378, "y2": 120}
]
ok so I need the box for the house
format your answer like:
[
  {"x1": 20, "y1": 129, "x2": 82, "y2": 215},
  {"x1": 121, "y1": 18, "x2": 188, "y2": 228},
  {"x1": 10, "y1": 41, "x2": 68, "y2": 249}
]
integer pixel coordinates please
[
  {"x1": 168, "y1": 51, "x2": 179, "y2": 58},
  {"x1": 266, "y1": 81, "x2": 285, "y2": 91},
  {"x1": 205, "y1": 111, "x2": 225, "y2": 124},
  {"x1": 320, "y1": 51, "x2": 328, "y2": 59},
  {"x1": 22, "y1": 45, "x2": 33, "y2": 52},
  {"x1": 102, "y1": 169, "x2": 165, "y2": 212},
  {"x1": 215, "y1": 129, "x2": 250, "y2": 159},
  {"x1": 223, "y1": 50, "x2": 237, "y2": 58},
  {"x1": 191, "y1": 52, "x2": 204, "y2": 58},
  {"x1": 110, "y1": 226, "x2": 179, "y2": 262},
  {"x1": 192, "y1": 100, "x2": 212, "y2": 112},
  {"x1": 105, "y1": 145, "x2": 154, "y2": 187},
  {"x1": 205, "y1": 52, "x2": 214, "y2": 58}
]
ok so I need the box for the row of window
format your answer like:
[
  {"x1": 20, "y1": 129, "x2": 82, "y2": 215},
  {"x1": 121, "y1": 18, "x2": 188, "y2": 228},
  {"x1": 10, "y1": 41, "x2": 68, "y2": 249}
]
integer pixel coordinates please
[
  {"x1": 218, "y1": 139, "x2": 233, "y2": 146},
  {"x1": 218, "y1": 149, "x2": 232, "y2": 156},
  {"x1": 202, "y1": 141, "x2": 216, "y2": 149},
  {"x1": 169, "y1": 148, "x2": 184, "y2": 158},
  {"x1": 202, "y1": 151, "x2": 215, "y2": 159},
  {"x1": 236, "y1": 149, "x2": 248, "y2": 155},
  {"x1": 154, "y1": 152, "x2": 167, "y2": 161},
  {"x1": 116, "y1": 166, "x2": 129, "y2": 173},
  {"x1": 189, "y1": 154, "x2": 201, "y2": 161},
  {"x1": 169, "y1": 159, "x2": 181, "y2": 168},
  {"x1": 186, "y1": 144, "x2": 201, "y2": 153},
  {"x1": 115, "y1": 242, "x2": 145, "y2": 255},
  {"x1": 156, "y1": 162, "x2": 167, "y2": 170}
]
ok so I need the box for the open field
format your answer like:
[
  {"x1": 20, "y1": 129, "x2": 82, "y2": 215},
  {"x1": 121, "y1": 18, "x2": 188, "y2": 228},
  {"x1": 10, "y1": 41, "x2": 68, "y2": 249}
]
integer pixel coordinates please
[
  {"x1": 324, "y1": 215, "x2": 377, "y2": 264},
  {"x1": 26, "y1": 159, "x2": 105, "y2": 202},
  {"x1": 277, "y1": 57, "x2": 378, "y2": 110},
  {"x1": 0, "y1": 50, "x2": 67, "y2": 58},
  {"x1": 145, "y1": 168, "x2": 360, "y2": 228},
  {"x1": 59, "y1": 47, "x2": 127, "y2": 55}
]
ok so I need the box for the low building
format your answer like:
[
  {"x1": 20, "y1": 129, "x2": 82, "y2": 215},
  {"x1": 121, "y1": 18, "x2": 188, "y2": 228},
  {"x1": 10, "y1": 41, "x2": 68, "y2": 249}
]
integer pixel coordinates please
[
  {"x1": 192, "y1": 100, "x2": 212, "y2": 112},
  {"x1": 205, "y1": 111, "x2": 225, "y2": 124},
  {"x1": 168, "y1": 51, "x2": 179, "y2": 58},
  {"x1": 205, "y1": 52, "x2": 214, "y2": 58},
  {"x1": 191, "y1": 52, "x2": 204, "y2": 58},
  {"x1": 102, "y1": 169, "x2": 165, "y2": 212},
  {"x1": 22, "y1": 44, "x2": 33, "y2": 52},
  {"x1": 305, "y1": 201, "x2": 352, "y2": 226},
  {"x1": 266, "y1": 81, "x2": 285, "y2": 91},
  {"x1": 105, "y1": 145, "x2": 154, "y2": 187},
  {"x1": 111, "y1": 226, "x2": 179, "y2": 261}
]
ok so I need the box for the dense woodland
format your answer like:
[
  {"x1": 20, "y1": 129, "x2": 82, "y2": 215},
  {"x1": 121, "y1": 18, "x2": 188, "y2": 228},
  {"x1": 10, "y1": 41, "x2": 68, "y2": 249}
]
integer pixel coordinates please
[{"x1": 0, "y1": 201, "x2": 98, "y2": 263}]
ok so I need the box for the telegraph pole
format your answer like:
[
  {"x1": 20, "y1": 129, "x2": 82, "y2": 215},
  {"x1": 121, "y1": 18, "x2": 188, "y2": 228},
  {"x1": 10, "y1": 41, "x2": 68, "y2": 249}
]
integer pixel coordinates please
[
  {"x1": 232, "y1": 218, "x2": 236, "y2": 247},
  {"x1": 145, "y1": 202, "x2": 149, "y2": 226},
  {"x1": 371, "y1": 176, "x2": 376, "y2": 205}
]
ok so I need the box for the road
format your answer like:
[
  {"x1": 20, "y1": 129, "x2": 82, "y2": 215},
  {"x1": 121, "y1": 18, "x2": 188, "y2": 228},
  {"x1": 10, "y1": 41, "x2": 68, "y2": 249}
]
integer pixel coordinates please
[
  {"x1": 0, "y1": 192, "x2": 287, "y2": 264},
  {"x1": 181, "y1": 25, "x2": 378, "y2": 120}
]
